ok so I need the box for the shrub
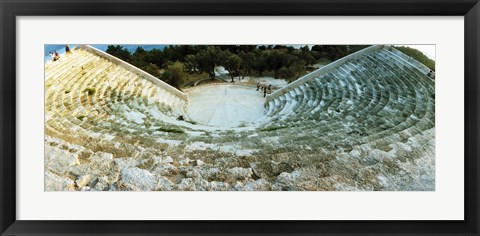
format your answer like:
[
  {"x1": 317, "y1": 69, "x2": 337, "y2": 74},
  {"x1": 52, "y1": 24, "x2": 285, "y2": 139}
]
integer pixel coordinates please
[
  {"x1": 185, "y1": 120, "x2": 197, "y2": 125},
  {"x1": 393, "y1": 46, "x2": 435, "y2": 71},
  {"x1": 156, "y1": 127, "x2": 185, "y2": 134},
  {"x1": 84, "y1": 88, "x2": 95, "y2": 95},
  {"x1": 259, "y1": 126, "x2": 288, "y2": 132}
]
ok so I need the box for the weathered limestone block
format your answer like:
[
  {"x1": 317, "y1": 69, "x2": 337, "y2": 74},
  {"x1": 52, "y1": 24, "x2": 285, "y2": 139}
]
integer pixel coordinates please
[
  {"x1": 200, "y1": 167, "x2": 222, "y2": 181},
  {"x1": 275, "y1": 171, "x2": 300, "y2": 185},
  {"x1": 243, "y1": 179, "x2": 272, "y2": 191},
  {"x1": 155, "y1": 176, "x2": 174, "y2": 191},
  {"x1": 209, "y1": 181, "x2": 230, "y2": 191},
  {"x1": 75, "y1": 174, "x2": 92, "y2": 188},
  {"x1": 93, "y1": 176, "x2": 110, "y2": 191},
  {"x1": 250, "y1": 161, "x2": 294, "y2": 180},
  {"x1": 149, "y1": 155, "x2": 174, "y2": 166},
  {"x1": 118, "y1": 167, "x2": 156, "y2": 191},
  {"x1": 114, "y1": 157, "x2": 138, "y2": 171},
  {"x1": 177, "y1": 178, "x2": 195, "y2": 191},
  {"x1": 154, "y1": 163, "x2": 180, "y2": 176},
  {"x1": 69, "y1": 151, "x2": 117, "y2": 189},
  {"x1": 45, "y1": 171, "x2": 75, "y2": 191},
  {"x1": 272, "y1": 170, "x2": 320, "y2": 191},
  {"x1": 45, "y1": 146, "x2": 80, "y2": 175},
  {"x1": 231, "y1": 181, "x2": 246, "y2": 190},
  {"x1": 195, "y1": 160, "x2": 205, "y2": 166},
  {"x1": 193, "y1": 177, "x2": 210, "y2": 191},
  {"x1": 91, "y1": 152, "x2": 114, "y2": 161},
  {"x1": 226, "y1": 167, "x2": 253, "y2": 180},
  {"x1": 179, "y1": 158, "x2": 193, "y2": 166},
  {"x1": 163, "y1": 156, "x2": 174, "y2": 163}
]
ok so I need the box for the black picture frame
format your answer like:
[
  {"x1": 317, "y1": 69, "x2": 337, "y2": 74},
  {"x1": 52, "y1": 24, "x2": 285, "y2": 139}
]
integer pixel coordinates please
[{"x1": 1, "y1": 0, "x2": 479, "y2": 235}]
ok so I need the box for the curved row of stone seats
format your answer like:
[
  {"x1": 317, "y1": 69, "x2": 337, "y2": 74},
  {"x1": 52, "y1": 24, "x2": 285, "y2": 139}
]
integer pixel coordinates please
[
  {"x1": 262, "y1": 45, "x2": 435, "y2": 151},
  {"x1": 384, "y1": 46, "x2": 434, "y2": 77},
  {"x1": 44, "y1": 46, "x2": 194, "y2": 170},
  {"x1": 45, "y1": 45, "x2": 188, "y2": 124}
]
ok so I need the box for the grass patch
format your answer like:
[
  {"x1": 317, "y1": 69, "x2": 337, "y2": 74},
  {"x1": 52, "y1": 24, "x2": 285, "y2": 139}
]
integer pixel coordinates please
[
  {"x1": 238, "y1": 122, "x2": 247, "y2": 128},
  {"x1": 259, "y1": 126, "x2": 288, "y2": 132},
  {"x1": 372, "y1": 141, "x2": 393, "y2": 152},
  {"x1": 84, "y1": 88, "x2": 95, "y2": 95},
  {"x1": 185, "y1": 120, "x2": 197, "y2": 125},
  {"x1": 156, "y1": 127, "x2": 185, "y2": 134},
  {"x1": 77, "y1": 150, "x2": 93, "y2": 164}
]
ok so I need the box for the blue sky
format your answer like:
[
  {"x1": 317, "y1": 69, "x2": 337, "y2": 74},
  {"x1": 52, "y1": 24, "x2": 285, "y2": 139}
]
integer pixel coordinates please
[{"x1": 45, "y1": 44, "x2": 435, "y2": 61}]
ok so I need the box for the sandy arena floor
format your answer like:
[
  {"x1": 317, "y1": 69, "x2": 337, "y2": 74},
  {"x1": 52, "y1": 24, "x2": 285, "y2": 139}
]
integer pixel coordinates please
[{"x1": 186, "y1": 84, "x2": 266, "y2": 127}]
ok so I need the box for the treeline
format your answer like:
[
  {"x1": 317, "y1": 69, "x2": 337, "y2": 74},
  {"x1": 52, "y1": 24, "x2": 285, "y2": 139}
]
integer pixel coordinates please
[
  {"x1": 393, "y1": 46, "x2": 435, "y2": 71},
  {"x1": 311, "y1": 45, "x2": 370, "y2": 61},
  {"x1": 106, "y1": 45, "x2": 370, "y2": 88}
]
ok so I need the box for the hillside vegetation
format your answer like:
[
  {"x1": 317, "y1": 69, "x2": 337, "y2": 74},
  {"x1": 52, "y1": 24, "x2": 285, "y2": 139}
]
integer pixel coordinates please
[
  {"x1": 393, "y1": 46, "x2": 435, "y2": 71},
  {"x1": 106, "y1": 45, "x2": 372, "y2": 89}
]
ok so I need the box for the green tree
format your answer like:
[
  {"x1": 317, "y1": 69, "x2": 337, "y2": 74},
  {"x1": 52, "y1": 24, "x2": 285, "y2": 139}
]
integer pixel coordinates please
[
  {"x1": 143, "y1": 63, "x2": 161, "y2": 78},
  {"x1": 273, "y1": 45, "x2": 288, "y2": 50},
  {"x1": 239, "y1": 51, "x2": 256, "y2": 79},
  {"x1": 184, "y1": 54, "x2": 198, "y2": 73},
  {"x1": 393, "y1": 46, "x2": 435, "y2": 71},
  {"x1": 347, "y1": 45, "x2": 370, "y2": 54},
  {"x1": 278, "y1": 66, "x2": 293, "y2": 79},
  {"x1": 223, "y1": 52, "x2": 242, "y2": 82},
  {"x1": 299, "y1": 46, "x2": 316, "y2": 65},
  {"x1": 311, "y1": 45, "x2": 370, "y2": 61},
  {"x1": 106, "y1": 45, "x2": 132, "y2": 62},
  {"x1": 161, "y1": 62, "x2": 187, "y2": 88},
  {"x1": 132, "y1": 47, "x2": 148, "y2": 68},
  {"x1": 147, "y1": 48, "x2": 164, "y2": 68},
  {"x1": 289, "y1": 60, "x2": 306, "y2": 79},
  {"x1": 266, "y1": 50, "x2": 291, "y2": 78},
  {"x1": 252, "y1": 50, "x2": 268, "y2": 76},
  {"x1": 195, "y1": 46, "x2": 226, "y2": 79}
]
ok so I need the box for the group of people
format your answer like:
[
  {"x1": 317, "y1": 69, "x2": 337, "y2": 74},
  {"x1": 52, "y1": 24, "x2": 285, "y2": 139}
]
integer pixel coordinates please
[
  {"x1": 49, "y1": 51, "x2": 61, "y2": 62},
  {"x1": 49, "y1": 44, "x2": 72, "y2": 62},
  {"x1": 256, "y1": 83, "x2": 272, "y2": 98},
  {"x1": 427, "y1": 70, "x2": 435, "y2": 78}
]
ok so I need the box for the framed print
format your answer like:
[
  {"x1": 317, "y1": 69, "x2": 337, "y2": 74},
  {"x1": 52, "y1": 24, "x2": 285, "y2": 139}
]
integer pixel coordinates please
[{"x1": 1, "y1": 0, "x2": 479, "y2": 235}]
